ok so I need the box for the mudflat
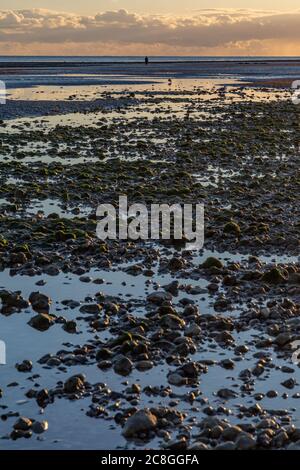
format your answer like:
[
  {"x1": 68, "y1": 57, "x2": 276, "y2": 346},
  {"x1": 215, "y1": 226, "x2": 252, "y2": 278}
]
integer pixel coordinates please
[{"x1": 0, "y1": 60, "x2": 300, "y2": 450}]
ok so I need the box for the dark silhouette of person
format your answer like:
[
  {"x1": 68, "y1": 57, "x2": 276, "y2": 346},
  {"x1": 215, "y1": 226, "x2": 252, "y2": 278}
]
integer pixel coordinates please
[{"x1": 145, "y1": 56, "x2": 149, "y2": 65}]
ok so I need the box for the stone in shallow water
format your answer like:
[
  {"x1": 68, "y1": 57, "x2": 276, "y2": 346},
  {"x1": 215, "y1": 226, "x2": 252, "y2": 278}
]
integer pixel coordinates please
[
  {"x1": 147, "y1": 291, "x2": 172, "y2": 305},
  {"x1": 13, "y1": 417, "x2": 32, "y2": 431},
  {"x1": 122, "y1": 409, "x2": 157, "y2": 438},
  {"x1": 160, "y1": 314, "x2": 185, "y2": 329},
  {"x1": 29, "y1": 291, "x2": 51, "y2": 312},
  {"x1": 135, "y1": 360, "x2": 153, "y2": 371},
  {"x1": 261, "y1": 267, "x2": 287, "y2": 284},
  {"x1": 31, "y1": 420, "x2": 48, "y2": 434},
  {"x1": 217, "y1": 388, "x2": 238, "y2": 399},
  {"x1": 113, "y1": 355, "x2": 133, "y2": 376},
  {"x1": 281, "y1": 378, "x2": 296, "y2": 389},
  {"x1": 63, "y1": 320, "x2": 77, "y2": 333},
  {"x1": 16, "y1": 360, "x2": 33, "y2": 372},
  {"x1": 200, "y1": 257, "x2": 223, "y2": 269},
  {"x1": 167, "y1": 373, "x2": 188, "y2": 386},
  {"x1": 64, "y1": 375, "x2": 85, "y2": 394},
  {"x1": 235, "y1": 433, "x2": 257, "y2": 450},
  {"x1": 28, "y1": 313, "x2": 55, "y2": 331},
  {"x1": 79, "y1": 303, "x2": 102, "y2": 314}
]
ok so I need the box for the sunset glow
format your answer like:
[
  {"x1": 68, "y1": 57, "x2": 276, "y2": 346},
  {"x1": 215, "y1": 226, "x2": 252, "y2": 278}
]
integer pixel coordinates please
[{"x1": 1, "y1": 2, "x2": 300, "y2": 55}]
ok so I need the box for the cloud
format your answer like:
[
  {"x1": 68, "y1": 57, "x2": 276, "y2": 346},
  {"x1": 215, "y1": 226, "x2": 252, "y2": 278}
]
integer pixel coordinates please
[{"x1": 0, "y1": 8, "x2": 300, "y2": 54}]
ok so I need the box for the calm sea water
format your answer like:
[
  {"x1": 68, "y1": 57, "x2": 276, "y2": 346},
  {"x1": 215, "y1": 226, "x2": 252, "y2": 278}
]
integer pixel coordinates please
[{"x1": 1, "y1": 56, "x2": 300, "y2": 63}]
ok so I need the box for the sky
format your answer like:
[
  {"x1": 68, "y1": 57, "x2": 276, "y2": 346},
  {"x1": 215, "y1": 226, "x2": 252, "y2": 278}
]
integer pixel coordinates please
[{"x1": 0, "y1": 1, "x2": 300, "y2": 55}]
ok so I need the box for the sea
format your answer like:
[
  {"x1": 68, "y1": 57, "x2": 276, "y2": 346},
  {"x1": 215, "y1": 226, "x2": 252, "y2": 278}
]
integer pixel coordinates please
[{"x1": 1, "y1": 56, "x2": 300, "y2": 63}]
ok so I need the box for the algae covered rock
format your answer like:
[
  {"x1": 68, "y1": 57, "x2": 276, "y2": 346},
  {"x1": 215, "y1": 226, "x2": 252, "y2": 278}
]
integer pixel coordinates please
[
  {"x1": 201, "y1": 257, "x2": 223, "y2": 269},
  {"x1": 160, "y1": 314, "x2": 185, "y2": 329},
  {"x1": 261, "y1": 267, "x2": 287, "y2": 284},
  {"x1": 223, "y1": 221, "x2": 241, "y2": 236}
]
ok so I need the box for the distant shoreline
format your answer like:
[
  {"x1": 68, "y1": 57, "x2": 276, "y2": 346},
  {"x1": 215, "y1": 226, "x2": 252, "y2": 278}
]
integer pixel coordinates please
[
  {"x1": 1, "y1": 58, "x2": 299, "y2": 101},
  {"x1": 2, "y1": 59, "x2": 300, "y2": 68}
]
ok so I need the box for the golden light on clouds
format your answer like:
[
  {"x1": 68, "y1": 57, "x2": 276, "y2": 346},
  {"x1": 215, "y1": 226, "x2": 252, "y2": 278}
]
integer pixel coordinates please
[{"x1": 1, "y1": 8, "x2": 300, "y2": 55}]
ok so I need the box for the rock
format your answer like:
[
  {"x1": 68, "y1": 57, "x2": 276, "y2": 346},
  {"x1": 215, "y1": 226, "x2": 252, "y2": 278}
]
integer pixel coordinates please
[
  {"x1": 165, "y1": 438, "x2": 187, "y2": 451},
  {"x1": 252, "y1": 363, "x2": 265, "y2": 377},
  {"x1": 235, "y1": 433, "x2": 256, "y2": 450},
  {"x1": 79, "y1": 276, "x2": 92, "y2": 283},
  {"x1": 168, "y1": 373, "x2": 188, "y2": 386},
  {"x1": 255, "y1": 338, "x2": 273, "y2": 348},
  {"x1": 130, "y1": 383, "x2": 141, "y2": 394},
  {"x1": 36, "y1": 389, "x2": 50, "y2": 407},
  {"x1": 183, "y1": 304, "x2": 199, "y2": 317},
  {"x1": 272, "y1": 431, "x2": 289, "y2": 448},
  {"x1": 189, "y1": 286, "x2": 207, "y2": 295},
  {"x1": 28, "y1": 313, "x2": 55, "y2": 331},
  {"x1": 260, "y1": 307, "x2": 270, "y2": 319},
  {"x1": 96, "y1": 348, "x2": 113, "y2": 361},
  {"x1": 184, "y1": 323, "x2": 201, "y2": 337},
  {"x1": 220, "y1": 359, "x2": 235, "y2": 370},
  {"x1": 163, "y1": 281, "x2": 179, "y2": 296},
  {"x1": 122, "y1": 409, "x2": 157, "y2": 438},
  {"x1": 215, "y1": 331, "x2": 234, "y2": 344},
  {"x1": 201, "y1": 257, "x2": 223, "y2": 269},
  {"x1": 160, "y1": 314, "x2": 185, "y2": 329},
  {"x1": 29, "y1": 292, "x2": 51, "y2": 312},
  {"x1": 10, "y1": 429, "x2": 32, "y2": 440},
  {"x1": 288, "y1": 273, "x2": 300, "y2": 285},
  {"x1": 217, "y1": 388, "x2": 238, "y2": 399},
  {"x1": 31, "y1": 420, "x2": 48, "y2": 434},
  {"x1": 97, "y1": 360, "x2": 112, "y2": 370},
  {"x1": 124, "y1": 264, "x2": 143, "y2": 276},
  {"x1": 281, "y1": 378, "x2": 296, "y2": 389},
  {"x1": 93, "y1": 278, "x2": 105, "y2": 285},
  {"x1": 0, "y1": 290, "x2": 29, "y2": 312},
  {"x1": 10, "y1": 252, "x2": 27, "y2": 265},
  {"x1": 79, "y1": 304, "x2": 102, "y2": 314},
  {"x1": 16, "y1": 360, "x2": 32, "y2": 372},
  {"x1": 287, "y1": 441, "x2": 300, "y2": 450},
  {"x1": 261, "y1": 268, "x2": 287, "y2": 284},
  {"x1": 266, "y1": 390, "x2": 278, "y2": 398},
  {"x1": 257, "y1": 418, "x2": 278, "y2": 430},
  {"x1": 223, "y1": 221, "x2": 241, "y2": 236},
  {"x1": 189, "y1": 442, "x2": 209, "y2": 450},
  {"x1": 47, "y1": 357, "x2": 61, "y2": 366},
  {"x1": 63, "y1": 320, "x2": 77, "y2": 333},
  {"x1": 13, "y1": 417, "x2": 32, "y2": 431},
  {"x1": 147, "y1": 291, "x2": 172, "y2": 305},
  {"x1": 64, "y1": 375, "x2": 85, "y2": 394},
  {"x1": 274, "y1": 333, "x2": 292, "y2": 348},
  {"x1": 103, "y1": 302, "x2": 119, "y2": 314},
  {"x1": 113, "y1": 355, "x2": 133, "y2": 376},
  {"x1": 222, "y1": 425, "x2": 242, "y2": 441},
  {"x1": 61, "y1": 299, "x2": 80, "y2": 309},
  {"x1": 44, "y1": 265, "x2": 60, "y2": 276},
  {"x1": 168, "y1": 257, "x2": 185, "y2": 270},
  {"x1": 281, "y1": 366, "x2": 295, "y2": 373},
  {"x1": 215, "y1": 441, "x2": 236, "y2": 450},
  {"x1": 180, "y1": 362, "x2": 201, "y2": 378},
  {"x1": 135, "y1": 360, "x2": 154, "y2": 371},
  {"x1": 157, "y1": 304, "x2": 177, "y2": 316},
  {"x1": 211, "y1": 425, "x2": 224, "y2": 439}
]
